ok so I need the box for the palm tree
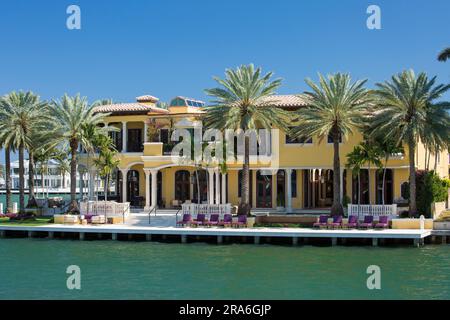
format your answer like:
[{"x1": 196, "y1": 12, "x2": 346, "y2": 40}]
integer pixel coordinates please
[
  {"x1": 438, "y1": 47, "x2": 450, "y2": 62},
  {"x1": 0, "y1": 91, "x2": 48, "y2": 214},
  {"x1": 372, "y1": 137, "x2": 404, "y2": 204},
  {"x1": 54, "y1": 152, "x2": 70, "y2": 190},
  {"x1": 50, "y1": 94, "x2": 110, "y2": 212},
  {"x1": 291, "y1": 73, "x2": 372, "y2": 216},
  {"x1": 204, "y1": 64, "x2": 290, "y2": 216},
  {"x1": 26, "y1": 124, "x2": 55, "y2": 207},
  {"x1": 0, "y1": 97, "x2": 12, "y2": 212},
  {"x1": 346, "y1": 146, "x2": 365, "y2": 205},
  {"x1": 371, "y1": 70, "x2": 450, "y2": 216},
  {"x1": 93, "y1": 137, "x2": 119, "y2": 201}
]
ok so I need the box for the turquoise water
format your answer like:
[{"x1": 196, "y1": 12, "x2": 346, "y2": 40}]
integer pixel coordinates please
[{"x1": 0, "y1": 239, "x2": 449, "y2": 299}]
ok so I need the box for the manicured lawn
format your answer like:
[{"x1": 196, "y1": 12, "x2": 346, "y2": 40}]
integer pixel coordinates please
[{"x1": 0, "y1": 217, "x2": 53, "y2": 226}]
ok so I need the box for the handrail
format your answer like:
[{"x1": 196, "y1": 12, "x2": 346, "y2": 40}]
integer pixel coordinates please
[
  {"x1": 174, "y1": 208, "x2": 182, "y2": 227},
  {"x1": 148, "y1": 206, "x2": 157, "y2": 224}
]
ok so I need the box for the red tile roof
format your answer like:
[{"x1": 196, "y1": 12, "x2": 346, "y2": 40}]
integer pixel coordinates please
[{"x1": 93, "y1": 103, "x2": 169, "y2": 114}]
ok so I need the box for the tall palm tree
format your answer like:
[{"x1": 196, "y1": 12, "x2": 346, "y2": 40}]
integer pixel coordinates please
[
  {"x1": 371, "y1": 70, "x2": 450, "y2": 216},
  {"x1": 26, "y1": 123, "x2": 55, "y2": 207},
  {"x1": 291, "y1": 73, "x2": 372, "y2": 216},
  {"x1": 0, "y1": 96, "x2": 13, "y2": 212},
  {"x1": 438, "y1": 47, "x2": 450, "y2": 62},
  {"x1": 0, "y1": 91, "x2": 48, "y2": 214},
  {"x1": 204, "y1": 64, "x2": 290, "y2": 216},
  {"x1": 49, "y1": 94, "x2": 110, "y2": 212}
]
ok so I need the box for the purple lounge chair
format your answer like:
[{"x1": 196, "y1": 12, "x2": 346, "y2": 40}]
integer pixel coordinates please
[
  {"x1": 313, "y1": 215, "x2": 329, "y2": 228},
  {"x1": 191, "y1": 213, "x2": 206, "y2": 226},
  {"x1": 359, "y1": 215, "x2": 374, "y2": 229},
  {"x1": 375, "y1": 216, "x2": 389, "y2": 229},
  {"x1": 232, "y1": 215, "x2": 247, "y2": 228},
  {"x1": 344, "y1": 215, "x2": 358, "y2": 229},
  {"x1": 328, "y1": 215, "x2": 343, "y2": 229},
  {"x1": 205, "y1": 214, "x2": 220, "y2": 227},
  {"x1": 176, "y1": 213, "x2": 192, "y2": 227},
  {"x1": 218, "y1": 214, "x2": 232, "y2": 227}
]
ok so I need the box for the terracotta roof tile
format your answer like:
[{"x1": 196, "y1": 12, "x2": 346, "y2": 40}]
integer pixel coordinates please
[
  {"x1": 93, "y1": 103, "x2": 169, "y2": 114},
  {"x1": 136, "y1": 95, "x2": 159, "y2": 103},
  {"x1": 258, "y1": 95, "x2": 308, "y2": 107}
]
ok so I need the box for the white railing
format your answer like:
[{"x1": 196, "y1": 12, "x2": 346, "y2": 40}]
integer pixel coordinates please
[
  {"x1": 182, "y1": 203, "x2": 232, "y2": 218},
  {"x1": 79, "y1": 200, "x2": 130, "y2": 218},
  {"x1": 348, "y1": 204, "x2": 398, "y2": 220}
]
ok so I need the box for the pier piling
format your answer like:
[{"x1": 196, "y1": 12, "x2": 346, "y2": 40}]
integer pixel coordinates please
[
  {"x1": 217, "y1": 235, "x2": 223, "y2": 245},
  {"x1": 0, "y1": 230, "x2": 5, "y2": 238},
  {"x1": 28, "y1": 231, "x2": 34, "y2": 238},
  {"x1": 181, "y1": 235, "x2": 187, "y2": 244},
  {"x1": 79, "y1": 233, "x2": 85, "y2": 241},
  {"x1": 112, "y1": 233, "x2": 118, "y2": 241},
  {"x1": 372, "y1": 238, "x2": 378, "y2": 247},
  {"x1": 48, "y1": 231, "x2": 54, "y2": 239},
  {"x1": 292, "y1": 237, "x2": 298, "y2": 246},
  {"x1": 254, "y1": 236, "x2": 260, "y2": 245},
  {"x1": 331, "y1": 237, "x2": 337, "y2": 246},
  {"x1": 145, "y1": 234, "x2": 152, "y2": 241}
]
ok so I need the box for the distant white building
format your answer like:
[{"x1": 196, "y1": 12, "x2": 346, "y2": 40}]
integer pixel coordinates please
[
  {"x1": 5, "y1": 159, "x2": 114, "y2": 200},
  {"x1": 11, "y1": 159, "x2": 71, "y2": 190}
]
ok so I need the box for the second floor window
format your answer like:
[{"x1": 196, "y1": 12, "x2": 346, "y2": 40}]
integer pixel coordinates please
[{"x1": 285, "y1": 134, "x2": 312, "y2": 144}]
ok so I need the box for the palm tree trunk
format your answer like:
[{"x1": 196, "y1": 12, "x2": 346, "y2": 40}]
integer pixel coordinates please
[
  {"x1": 426, "y1": 148, "x2": 431, "y2": 171},
  {"x1": 239, "y1": 136, "x2": 251, "y2": 216},
  {"x1": 27, "y1": 152, "x2": 36, "y2": 207},
  {"x1": 408, "y1": 142, "x2": 417, "y2": 217},
  {"x1": 433, "y1": 146, "x2": 438, "y2": 172},
  {"x1": 104, "y1": 175, "x2": 108, "y2": 201},
  {"x1": 331, "y1": 130, "x2": 343, "y2": 216},
  {"x1": 5, "y1": 146, "x2": 11, "y2": 212},
  {"x1": 368, "y1": 164, "x2": 371, "y2": 204},
  {"x1": 358, "y1": 172, "x2": 361, "y2": 205},
  {"x1": 18, "y1": 144, "x2": 25, "y2": 214},
  {"x1": 69, "y1": 139, "x2": 79, "y2": 212},
  {"x1": 424, "y1": 147, "x2": 428, "y2": 170},
  {"x1": 381, "y1": 156, "x2": 388, "y2": 205},
  {"x1": 195, "y1": 168, "x2": 200, "y2": 204}
]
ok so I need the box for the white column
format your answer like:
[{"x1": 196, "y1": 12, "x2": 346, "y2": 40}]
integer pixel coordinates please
[
  {"x1": 151, "y1": 169, "x2": 158, "y2": 209},
  {"x1": 286, "y1": 168, "x2": 292, "y2": 212},
  {"x1": 144, "y1": 169, "x2": 151, "y2": 210},
  {"x1": 207, "y1": 168, "x2": 214, "y2": 204},
  {"x1": 215, "y1": 170, "x2": 220, "y2": 204},
  {"x1": 221, "y1": 173, "x2": 227, "y2": 204},
  {"x1": 122, "y1": 121, "x2": 127, "y2": 152},
  {"x1": 340, "y1": 168, "x2": 344, "y2": 203},
  {"x1": 144, "y1": 121, "x2": 148, "y2": 143},
  {"x1": 120, "y1": 169, "x2": 128, "y2": 203}
]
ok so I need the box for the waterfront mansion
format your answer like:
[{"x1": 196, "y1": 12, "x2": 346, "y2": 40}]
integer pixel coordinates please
[{"x1": 78, "y1": 94, "x2": 449, "y2": 212}]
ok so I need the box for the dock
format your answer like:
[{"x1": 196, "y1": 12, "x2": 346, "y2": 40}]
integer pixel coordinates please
[{"x1": 0, "y1": 223, "x2": 438, "y2": 247}]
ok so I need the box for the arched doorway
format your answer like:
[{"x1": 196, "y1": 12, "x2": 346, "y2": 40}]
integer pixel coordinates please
[
  {"x1": 256, "y1": 170, "x2": 272, "y2": 208},
  {"x1": 276, "y1": 170, "x2": 285, "y2": 207},
  {"x1": 352, "y1": 169, "x2": 369, "y2": 204},
  {"x1": 376, "y1": 169, "x2": 393, "y2": 204},
  {"x1": 193, "y1": 170, "x2": 208, "y2": 204},
  {"x1": 175, "y1": 170, "x2": 190, "y2": 202},
  {"x1": 127, "y1": 170, "x2": 140, "y2": 205}
]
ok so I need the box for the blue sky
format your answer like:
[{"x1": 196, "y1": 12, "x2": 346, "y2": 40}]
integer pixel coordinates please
[{"x1": 0, "y1": 0, "x2": 449, "y2": 163}]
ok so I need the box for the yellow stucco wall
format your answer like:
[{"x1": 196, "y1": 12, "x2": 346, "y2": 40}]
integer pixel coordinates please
[{"x1": 87, "y1": 111, "x2": 449, "y2": 209}]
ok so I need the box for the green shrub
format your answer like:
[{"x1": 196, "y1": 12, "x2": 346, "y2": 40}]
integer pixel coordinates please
[{"x1": 416, "y1": 170, "x2": 450, "y2": 218}]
